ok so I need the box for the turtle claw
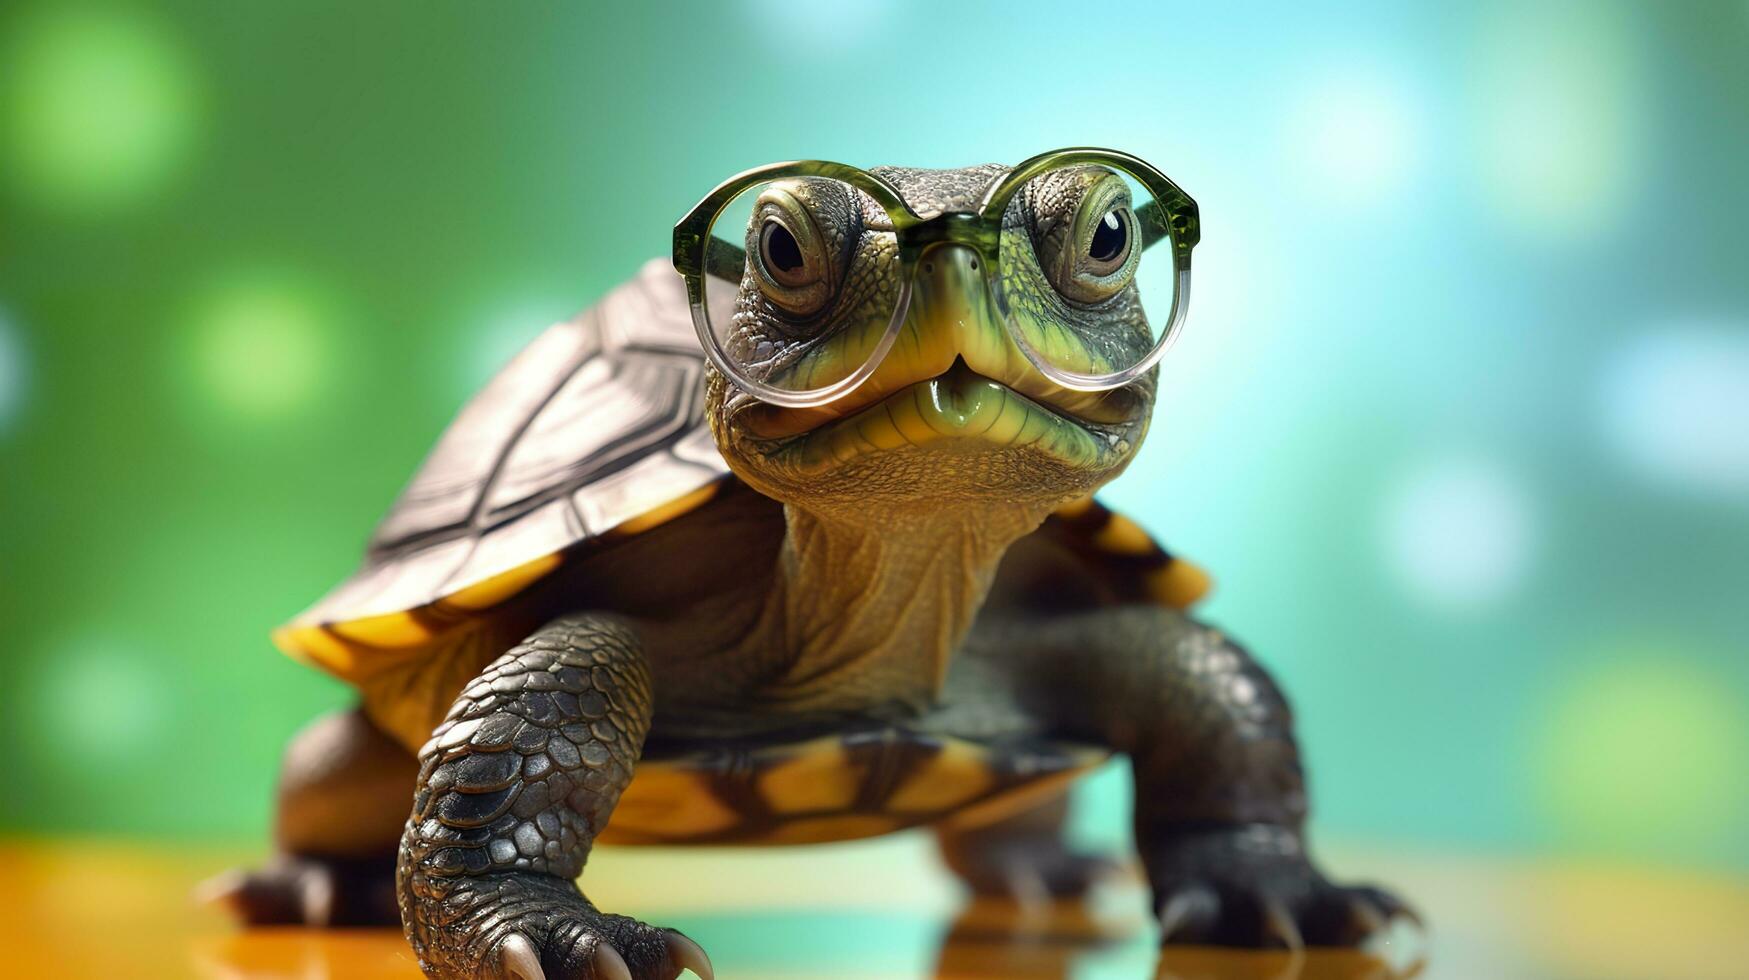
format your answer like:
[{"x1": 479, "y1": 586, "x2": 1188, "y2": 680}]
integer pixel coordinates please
[
  {"x1": 487, "y1": 927, "x2": 646, "y2": 980},
  {"x1": 479, "y1": 926, "x2": 659, "y2": 980},
  {"x1": 300, "y1": 865, "x2": 335, "y2": 927},
  {"x1": 1327, "y1": 883, "x2": 1425, "y2": 949},
  {"x1": 1343, "y1": 893, "x2": 1389, "y2": 943},
  {"x1": 948, "y1": 840, "x2": 1122, "y2": 902},
  {"x1": 1358, "y1": 884, "x2": 1424, "y2": 931},
  {"x1": 1258, "y1": 895, "x2": 1305, "y2": 953},
  {"x1": 499, "y1": 934, "x2": 546, "y2": 980},
  {"x1": 1152, "y1": 873, "x2": 1413, "y2": 949},
  {"x1": 1144, "y1": 828, "x2": 1417, "y2": 949},
  {"x1": 193, "y1": 869, "x2": 243, "y2": 910},
  {"x1": 404, "y1": 871, "x2": 709, "y2": 980},
  {"x1": 1155, "y1": 884, "x2": 1219, "y2": 944},
  {"x1": 593, "y1": 942, "x2": 634, "y2": 980},
  {"x1": 664, "y1": 930, "x2": 715, "y2": 980}
]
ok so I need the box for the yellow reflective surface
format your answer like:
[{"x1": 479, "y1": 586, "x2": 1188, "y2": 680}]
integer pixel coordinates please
[{"x1": 0, "y1": 838, "x2": 1744, "y2": 979}]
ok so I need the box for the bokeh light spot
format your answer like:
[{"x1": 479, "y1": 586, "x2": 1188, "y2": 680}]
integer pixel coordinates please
[
  {"x1": 1600, "y1": 324, "x2": 1749, "y2": 499},
  {"x1": 189, "y1": 272, "x2": 332, "y2": 419},
  {"x1": 746, "y1": 0, "x2": 895, "y2": 51},
  {"x1": 0, "y1": 5, "x2": 200, "y2": 214},
  {"x1": 1533, "y1": 655, "x2": 1747, "y2": 855},
  {"x1": 0, "y1": 305, "x2": 24, "y2": 433},
  {"x1": 1286, "y1": 62, "x2": 1420, "y2": 205},
  {"x1": 1380, "y1": 456, "x2": 1536, "y2": 612},
  {"x1": 24, "y1": 636, "x2": 168, "y2": 766},
  {"x1": 1474, "y1": 3, "x2": 1643, "y2": 239}
]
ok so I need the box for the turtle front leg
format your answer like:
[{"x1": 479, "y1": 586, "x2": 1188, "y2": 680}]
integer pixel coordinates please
[
  {"x1": 397, "y1": 613, "x2": 713, "y2": 980},
  {"x1": 1095, "y1": 607, "x2": 1417, "y2": 949},
  {"x1": 1000, "y1": 607, "x2": 1416, "y2": 950}
]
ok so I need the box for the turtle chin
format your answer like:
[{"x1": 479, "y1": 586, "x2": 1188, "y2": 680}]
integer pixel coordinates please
[{"x1": 709, "y1": 363, "x2": 1149, "y2": 517}]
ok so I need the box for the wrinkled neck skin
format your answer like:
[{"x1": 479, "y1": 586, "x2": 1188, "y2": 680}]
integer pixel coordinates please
[{"x1": 749, "y1": 495, "x2": 1053, "y2": 718}]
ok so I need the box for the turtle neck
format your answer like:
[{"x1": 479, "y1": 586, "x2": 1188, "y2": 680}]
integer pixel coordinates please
[{"x1": 747, "y1": 497, "x2": 1051, "y2": 717}]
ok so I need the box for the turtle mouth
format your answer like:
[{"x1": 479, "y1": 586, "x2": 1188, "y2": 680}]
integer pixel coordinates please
[
  {"x1": 734, "y1": 359, "x2": 1141, "y2": 474},
  {"x1": 736, "y1": 357, "x2": 1142, "y2": 439}
]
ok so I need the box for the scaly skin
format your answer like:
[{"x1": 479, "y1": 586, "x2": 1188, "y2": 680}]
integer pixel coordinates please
[
  {"x1": 961, "y1": 604, "x2": 1414, "y2": 948},
  {"x1": 228, "y1": 161, "x2": 1413, "y2": 977},
  {"x1": 396, "y1": 614, "x2": 709, "y2": 980}
]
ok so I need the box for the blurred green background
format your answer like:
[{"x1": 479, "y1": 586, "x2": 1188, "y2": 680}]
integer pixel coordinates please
[{"x1": 1, "y1": 0, "x2": 1745, "y2": 877}]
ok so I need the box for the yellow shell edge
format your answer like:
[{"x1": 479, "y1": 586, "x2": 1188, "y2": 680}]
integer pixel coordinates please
[{"x1": 1150, "y1": 558, "x2": 1212, "y2": 609}]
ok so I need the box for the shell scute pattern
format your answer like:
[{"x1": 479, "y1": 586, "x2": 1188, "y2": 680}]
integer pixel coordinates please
[{"x1": 599, "y1": 728, "x2": 1111, "y2": 846}]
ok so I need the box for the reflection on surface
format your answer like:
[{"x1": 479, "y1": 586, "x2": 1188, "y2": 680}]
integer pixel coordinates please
[
  {"x1": 930, "y1": 894, "x2": 1124, "y2": 979},
  {"x1": 181, "y1": 906, "x2": 1420, "y2": 980},
  {"x1": 2, "y1": 841, "x2": 1745, "y2": 979},
  {"x1": 926, "y1": 896, "x2": 1418, "y2": 980},
  {"x1": 192, "y1": 930, "x2": 421, "y2": 979},
  {"x1": 1153, "y1": 947, "x2": 1415, "y2": 980},
  {"x1": 185, "y1": 925, "x2": 1419, "y2": 980}
]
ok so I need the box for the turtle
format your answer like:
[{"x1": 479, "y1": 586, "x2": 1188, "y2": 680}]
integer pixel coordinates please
[{"x1": 214, "y1": 157, "x2": 1414, "y2": 980}]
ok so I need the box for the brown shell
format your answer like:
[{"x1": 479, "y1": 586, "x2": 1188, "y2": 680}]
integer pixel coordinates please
[
  {"x1": 272, "y1": 259, "x2": 1212, "y2": 703},
  {"x1": 602, "y1": 730, "x2": 1112, "y2": 846},
  {"x1": 275, "y1": 259, "x2": 730, "y2": 678}
]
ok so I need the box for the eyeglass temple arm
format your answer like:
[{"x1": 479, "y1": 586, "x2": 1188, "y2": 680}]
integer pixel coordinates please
[
  {"x1": 1136, "y1": 198, "x2": 1173, "y2": 251},
  {"x1": 705, "y1": 238, "x2": 746, "y2": 283}
]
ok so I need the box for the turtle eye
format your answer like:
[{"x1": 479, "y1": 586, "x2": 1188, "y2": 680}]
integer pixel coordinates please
[
  {"x1": 749, "y1": 187, "x2": 833, "y2": 316},
  {"x1": 1086, "y1": 209, "x2": 1130, "y2": 273},
  {"x1": 1032, "y1": 172, "x2": 1140, "y2": 305},
  {"x1": 759, "y1": 221, "x2": 809, "y2": 286},
  {"x1": 1059, "y1": 203, "x2": 1136, "y2": 299}
]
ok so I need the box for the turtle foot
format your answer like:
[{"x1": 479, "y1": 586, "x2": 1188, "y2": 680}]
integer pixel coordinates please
[
  {"x1": 199, "y1": 852, "x2": 398, "y2": 927},
  {"x1": 960, "y1": 844, "x2": 1124, "y2": 904},
  {"x1": 1144, "y1": 825, "x2": 1420, "y2": 949},
  {"x1": 407, "y1": 872, "x2": 711, "y2": 980}
]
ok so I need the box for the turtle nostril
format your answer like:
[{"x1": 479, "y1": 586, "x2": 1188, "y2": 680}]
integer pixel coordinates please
[
  {"x1": 922, "y1": 261, "x2": 934, "y2": 275},
  {"x1": 968, "y1": 257, "x2": 978, "y2": 270}
]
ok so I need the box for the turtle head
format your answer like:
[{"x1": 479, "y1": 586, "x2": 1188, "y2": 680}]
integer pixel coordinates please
[{"x1": 706, "y1": 164, "x2": 1155, "y2": 519}]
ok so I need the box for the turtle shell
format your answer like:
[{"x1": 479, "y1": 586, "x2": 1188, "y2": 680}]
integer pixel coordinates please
[
  {"x1": 600, "y1": 728, "x2": 1112, "y2": 846},
  {"x1": 273, "y1": 260, "x2": 730, "y2": 694},
  {"x1": 273, "y1": 258, "x2": 1211, "y2": 752}
]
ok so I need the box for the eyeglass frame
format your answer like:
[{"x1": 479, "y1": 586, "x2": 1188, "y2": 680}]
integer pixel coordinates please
[{"x1": 671, "y1": 146, "x2": 1200, "y2": 408}]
